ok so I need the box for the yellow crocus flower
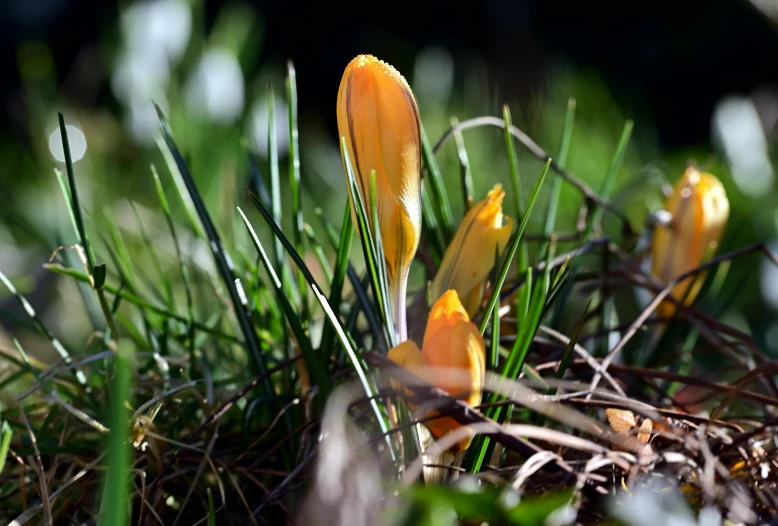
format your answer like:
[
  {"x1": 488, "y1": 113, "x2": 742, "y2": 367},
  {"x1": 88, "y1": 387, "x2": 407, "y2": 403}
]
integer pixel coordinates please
[
  {"x1": 651, "y1": 167, "x2": 729, "y2": 318},
  {"x1": 430, "y1": 185, "x2": 513, "y2": 316},
  {"x1": 337, "y1": 55, "x2": 422, "y2": 337},
  {"x1": 387, "y1": 290, "x2": 486, "y2": 452}
]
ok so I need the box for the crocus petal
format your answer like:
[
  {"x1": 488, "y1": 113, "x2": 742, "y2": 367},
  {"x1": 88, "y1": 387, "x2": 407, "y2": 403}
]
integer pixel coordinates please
[
  {"x1": 651, "y1": 167, "x2": 729, "y2": 317},
  {"x1": 422, "y1": 290, "x2": 486, "y2": 409},
  {"x1": 386, "y1": 289, "x2": 486, "y2": 452},
  {"x1": 430, "y1": 185, "x2": 513, "y2": 315},
  {"x1": 336, "y1": 55, "x2": 422, "y2": 287}
]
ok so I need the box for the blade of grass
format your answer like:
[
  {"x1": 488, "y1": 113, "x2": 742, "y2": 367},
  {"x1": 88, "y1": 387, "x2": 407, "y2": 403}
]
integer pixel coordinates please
[
  {"x1": 0, "y1": 420, "x2": 11, "y2": 475},
  {"x1": 478, "y1": 159, "x2": 551, "y2": 334},
  {"x1": 541, "y1": 98, "x2": 576, "y2": 261},
  {"x1": 58, "y1": 113, "x2": 119, "y2": 338},
  {"x1": 99, "y1": 340, "x2": 134, "y2": 526},
  {"x1": 238, "y1": 207, "x2": 332, "y2": 402},
  {"x1": 503, "y1": 106, "x2": 528, "y2": 273},
  {"x1": 466, "y1": 267, "x2": 551, "y2": 473},
  {"x1": 465, "y1": 160, "x2": 552, "y2": 473},
  {"x1": 585, "y1": 120, "x2": 633, "y2": 239},
  {"x1": 421, "y1": 124, "x2": 454, "y2": 241},
  {"x1": 319, "y1": 206, "x2": 353, "y2": 357},
  {"x1": 0, "y1": 268, "x2": 90, "y2": 391},
  {"x1": 155, "y1": 106, "x2": 272, "y2": 387},
  {"x1": 239, "y1": 205, "x2": 395, "y2": 460},
  {"x1": 58, "y1": 113, "x2": 94, "y2": 270},
  {"x1": 286, "y1": 62, "x2": 308, "y2": 319},
  {"x1": 341, "y1": 138, "x2": 393, "y2": 349},
  {"x1": 451, "y1": 116, "x2": 474, "y2": 211}
]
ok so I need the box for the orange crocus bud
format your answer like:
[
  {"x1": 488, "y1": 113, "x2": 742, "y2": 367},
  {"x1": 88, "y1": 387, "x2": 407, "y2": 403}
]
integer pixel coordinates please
[
  {"x1": 430, "y1": 185, "x2": 512, "y2": 316},
  {"x1": 387, "y1": 290, "x2": 486, "y2": 452},
  {"x1": 337, "y1": 55, "x2": 422, "y2": 336},
  {"x1": 651, "y1": 167, "x2": 729, "y2": 318}
]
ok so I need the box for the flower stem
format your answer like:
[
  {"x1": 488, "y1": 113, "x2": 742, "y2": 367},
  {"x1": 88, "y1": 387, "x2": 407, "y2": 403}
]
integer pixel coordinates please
[{"x1": 394, "y1": 274, "x2": 408, "y2": 343}]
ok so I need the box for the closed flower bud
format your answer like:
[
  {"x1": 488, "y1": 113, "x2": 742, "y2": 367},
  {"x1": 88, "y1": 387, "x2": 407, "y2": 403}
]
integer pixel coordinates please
[
  {"x1": 651, "y1": 167, "x2": 729, "y2": 317},
  {"x1": 430, "y1": 185, "x2": 513, "y2": 316},
  {"x1": 387, "y1": 290, "x2": 486, "y2": 452},
  {"x1": 337, "y1": 54, "x2": 422, "y2": 330}
]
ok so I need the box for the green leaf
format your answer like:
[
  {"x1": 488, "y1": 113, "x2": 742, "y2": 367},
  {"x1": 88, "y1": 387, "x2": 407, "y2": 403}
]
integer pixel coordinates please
[
  {"x1": 421, "y1": 124, "x2": 455, "y2": 241},
  {"x1": 478, "y1": 159, "x2": 551, "y2": 334},
  {"x1": 238, "y1": 206, "x2": 332, "y2": 402},
  {"x1": 287, "y1": 62, "x2": 308, "y2": 315},
  {"x1": 155, "y1": 106, "x2": 273, "y2": 388},
  {"x1": 99, "y1": 340, "x2": 134, "y2": 526}
]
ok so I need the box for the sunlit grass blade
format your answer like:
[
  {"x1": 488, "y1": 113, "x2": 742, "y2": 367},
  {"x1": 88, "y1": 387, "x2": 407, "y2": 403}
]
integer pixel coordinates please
[
  {"x1": 421, "y1": 185, "x2": 446, "y2": 260},
  {"x1": 316, "y1": 208, "x2": 384, "y2": 348},
  {"x1": 267, "y1": 83, "x2": 299, "y2": 311},
  {"x1": 465, "y1": 160, "x2": 552, "y2": 474},
  {"x1": 129, "y1": 201, "x2": 174, "y2": 310},
  {"x1": 502, "y1": 106, "x2": 529, "y2": 274},
  {"x1": 466, "y1": 266, "x2": 551, "y2": 473},
  {"x1": 586, "y1": 120, "x2": 633, "y2": 238},
  {"x1": 0, "y1": 268, "x2": 90, "y2": 391},
  {"x1": 421, "y1": 123, "x2": 454, "y2": 241},
  {"x1": 0, "y1": 419, "x2": 11, "y2": 475},
  {"x1": 341, "y1": 137, "x2": 394, "y2": 349},
  {"x1": 478, "y1": 159, "x2": 552, "y2": 334},
  {"x1": 239, "y1": 205, "x2": 395, "y2": 459},
  {"x1": 57, "y1": 113, "x2": 119, "y2": 337},
  {"x1": 99, "y1": 340, "x2": 134, "y2": 526},
  {"x1": 58, "y1": 113, "x2": 95, "y2": 271},
  {"x1": 152, "y1": 164, "x2": 196, "y2": 364},
  {"x1": 319, "y1": 206, "x2": 353, "y2": 357},
  {"x1": 303, "y1": 223, "x2": 334, "y2": 283},
  {"x1": 286, "y1": 62, "x2": 308, "y2": 319},
  {"x1": 238, "y1": 207, "x2": 331, "y2": 404},
  {"x1": 541, "y1": 98, "x2": 576, "y2": 261},
  {"x1": 451, "y1": 116, "x2": 474, "y2": 211},
  {"x1": 155, "y1": 106, "x2": 272, "y2": 387}
]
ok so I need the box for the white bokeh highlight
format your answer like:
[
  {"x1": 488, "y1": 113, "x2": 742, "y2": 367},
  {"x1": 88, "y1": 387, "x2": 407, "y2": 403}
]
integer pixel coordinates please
[
  {"x1": 185, "y1": 48, "x2": 245, "y2": 123},
  {"x1": 49, "y1": 125, "x2": 87, "y2": 163},
  {"x1": 712, "y1": 95, "x2": 774, "y2": 197}
]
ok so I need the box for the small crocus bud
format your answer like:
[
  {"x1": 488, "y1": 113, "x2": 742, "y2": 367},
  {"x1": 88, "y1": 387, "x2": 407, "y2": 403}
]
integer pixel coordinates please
[
  {"x1": 651, "y1": 167, "x2": 729, "y2": 317},
  {"x1": 337, "y1": 55, "x2": 422, "y2": 337},
  {"x1": 430, "y1": 185, "x2": 513, "y2": 316},
  {"x1": 387, "y1": 290, "x2": 486, "y2": 452}
]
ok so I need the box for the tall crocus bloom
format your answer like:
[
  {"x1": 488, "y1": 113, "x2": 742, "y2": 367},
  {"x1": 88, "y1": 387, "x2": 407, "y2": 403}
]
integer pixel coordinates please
[
  {"x1": 388, "y1": 290, "x2": 486, "y2": 452},
  {"x1": 337, "y1": 55, "x2": 422, "y2": 340},
  {"x1": 651, "y1": 167, "x2": 729, "y2": 317},
  {"x1": 430, "y1": 185, "x2": 513, "y2": 316}
]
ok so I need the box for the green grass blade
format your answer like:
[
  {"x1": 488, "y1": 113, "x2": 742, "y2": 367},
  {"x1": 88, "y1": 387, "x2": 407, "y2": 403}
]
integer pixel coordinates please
[
  {"x1": 286, "y1": 62, "x2": 308, "y2": 318},
  {"x1": 541, "y1": 98, "x2": 577, "y2": 259},
  {"x1": 239, "y1": 206, "x2": 394, "y2": 456},
  {"x1": 207, "y1": 488, "x2": 216, "y2": 526},
  {"x1": 319, "y1": 206, "x2": 354, "y2": 357},
  {"x1": 466, "y1": 267, "x2": 550, "y2": 473},
  {"x1": 586, "y1": 120, "x2": 633, "y2": 238},
  {"x1": 421, "y1": 183, "x2": 446, "y2": 259},
  {"x1": 451, "y1": 116, "x2": 474, "y2": 211},
  {"x1": 0, "y1": 420, "x2": 11, "y2": 475},
  {"x1": 129, "y1": 201, "x2": 174, "y2": 310},
  {"x1": 0, "y1": 268, "x2": 90, "y2": 391},
  {"x1": 155, "y1": 106, "x2": 272, "y2": 386},
  {"x1": 421, "y1": 123, "x2": 454, "y2": 240},
  {"x1": 478, "y1": 160, "x2": 551, "y2": 334},
  {"x1": 303, "y1": 223, "x2": 333, "y2": 283},
  {"x1": 341, "y1": 137, "x2": 393, "y2": 349},
  {"x1": 99, "y1": 340, "x2": 134, "y2": 526},
  {"x1": 502, "y1": 106, "x2": 528, "y2": 273},
  {"x1": 58, "y1": 113, "x2": 94, "y2": 272},
  {"x1": 238, "y1": 208, "x2": 332, "y2": 402}
]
